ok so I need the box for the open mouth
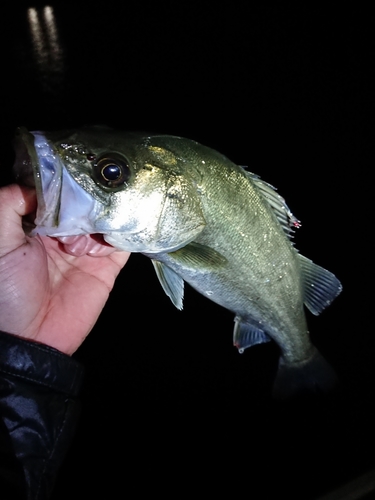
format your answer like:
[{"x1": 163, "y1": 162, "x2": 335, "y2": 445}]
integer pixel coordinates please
[
  {"x1": 13, "y1": 127, "x2": 64, "y2": 231},
  {"x1": 13, "y1": 126, "x2": 99, "y2": 238}
]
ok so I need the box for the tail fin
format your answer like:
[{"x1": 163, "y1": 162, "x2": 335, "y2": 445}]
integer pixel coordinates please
[{"x1": 272, "y1": 346, "x2": 338, "y2": 400}]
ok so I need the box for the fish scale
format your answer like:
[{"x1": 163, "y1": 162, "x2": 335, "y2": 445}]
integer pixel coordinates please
[{"x1": 153, "y1": 155, "x2": 307, "y2": 353}]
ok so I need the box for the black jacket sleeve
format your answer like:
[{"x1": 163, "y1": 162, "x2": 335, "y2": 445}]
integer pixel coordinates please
[{"x1": 0, "y1": 331, "x2": 84, "y2": 500}]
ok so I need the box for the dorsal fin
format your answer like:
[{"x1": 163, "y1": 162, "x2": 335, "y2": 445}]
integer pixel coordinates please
[
  {"x1": 244, "y1": 170, "x2": 301, "y2": 240},
  {"x1": 299, "y1": 254, "x2": 343, "y2": 315}
]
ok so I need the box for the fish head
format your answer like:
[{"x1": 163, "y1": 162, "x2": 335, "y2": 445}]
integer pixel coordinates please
[{"x1": 13, "y1": 126, "x2": 206, "y2": 253}]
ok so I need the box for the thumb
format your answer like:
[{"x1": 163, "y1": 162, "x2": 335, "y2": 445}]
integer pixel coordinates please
[{"x1": 0, "y1": 184, "x2": 37, "y2": 256}]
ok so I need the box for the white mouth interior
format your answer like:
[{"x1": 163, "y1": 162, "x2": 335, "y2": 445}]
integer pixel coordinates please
[{"x1": 31, "y1": 132, "x2": 100, "y2": 237}]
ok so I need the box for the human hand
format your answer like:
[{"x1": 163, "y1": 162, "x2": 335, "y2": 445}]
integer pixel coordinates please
[{"x1": 0, "y1": 184, "x2": 130, "y2": 355}]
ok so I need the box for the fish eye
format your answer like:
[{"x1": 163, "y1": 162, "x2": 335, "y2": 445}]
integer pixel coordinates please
[{"x1": 94, "y1": 154, "x2": 131, "y2": 188}]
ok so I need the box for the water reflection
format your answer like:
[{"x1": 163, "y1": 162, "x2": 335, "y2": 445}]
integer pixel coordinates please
[{"x1": 27, "y1": 6, "x2": 65, "y2": 94}]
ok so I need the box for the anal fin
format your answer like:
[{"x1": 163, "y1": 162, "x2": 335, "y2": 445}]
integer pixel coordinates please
[{"x1": 233, "y1": 316, "x2": 271, "y2": 353}]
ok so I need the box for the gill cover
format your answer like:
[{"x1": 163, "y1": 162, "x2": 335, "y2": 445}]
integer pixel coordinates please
[
  {"x1": 130, "y1": 138, "x2": 207, "y2": 252},
  {"x1": 101, "y1": 152, "x2": 207, "y2": 253}
]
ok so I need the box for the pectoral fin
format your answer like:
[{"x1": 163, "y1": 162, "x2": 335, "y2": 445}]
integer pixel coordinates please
[
  {"x1": 168, "y1": 241, "x2": 227, "y2": 271},
  {"x1": 299, "y1": 254, "x2": 343, "y2": 315},
  {"x1": 233, "y1": 316, "x2": 271, "y2": 353},
  {"x1": 150, "y1": 243, "x2": 226, "y2": 310},
  {"x1": 151, "y1": 260, "x2": 184, "y2": 310}
]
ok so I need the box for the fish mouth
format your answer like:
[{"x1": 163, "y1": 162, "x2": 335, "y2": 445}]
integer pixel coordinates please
[
  {"x1": 13, "y1": 126, "x2": 98, "y2": 237},
  {"x1": 13, "y1": 126, "x2": 64, "y2": 233}
]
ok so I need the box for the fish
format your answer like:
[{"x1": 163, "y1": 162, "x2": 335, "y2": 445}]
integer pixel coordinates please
[{"x1": 13, "y1": 125, "x2": 342, "y2": 399}]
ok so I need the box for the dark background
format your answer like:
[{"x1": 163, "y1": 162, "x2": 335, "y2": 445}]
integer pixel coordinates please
[{"x1": 1, "y1": 3, "x2": 372, "y2": 499}]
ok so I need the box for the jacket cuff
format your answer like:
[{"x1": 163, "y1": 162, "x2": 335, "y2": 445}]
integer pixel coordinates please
[{"x1": 0, "y1": 331, "x2": 84, "y2": 397}]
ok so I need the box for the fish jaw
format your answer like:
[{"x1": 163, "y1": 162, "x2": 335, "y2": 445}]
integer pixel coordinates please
[{"x1": 13, "y1": 128, "x2": 100, "y2": 237}]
